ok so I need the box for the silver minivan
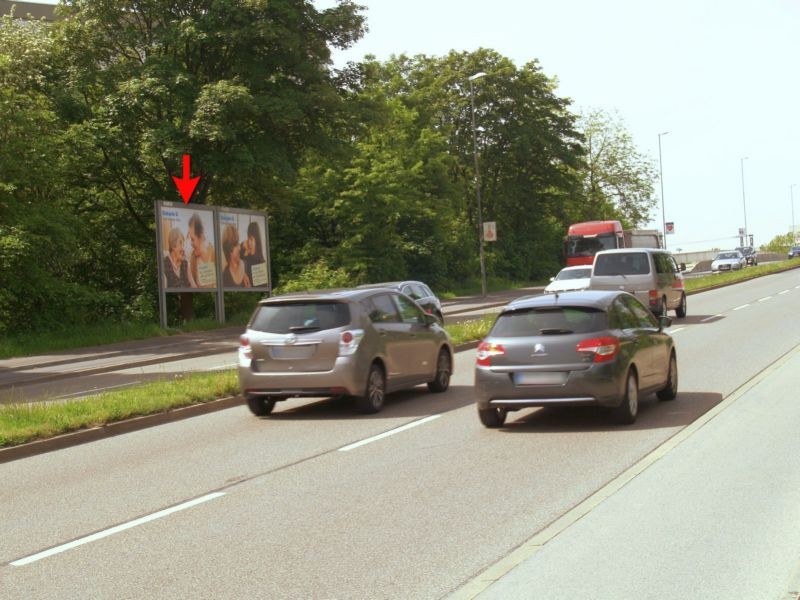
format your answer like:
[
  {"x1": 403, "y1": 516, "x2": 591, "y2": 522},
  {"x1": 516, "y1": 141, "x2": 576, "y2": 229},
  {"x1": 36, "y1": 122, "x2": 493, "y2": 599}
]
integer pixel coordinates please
[
  {"x1": 238, "y1": 288, "x2": 453, "y2": 416},
  {"x1": 589, "y1": 248, "x2": 687, "y2": 318}
]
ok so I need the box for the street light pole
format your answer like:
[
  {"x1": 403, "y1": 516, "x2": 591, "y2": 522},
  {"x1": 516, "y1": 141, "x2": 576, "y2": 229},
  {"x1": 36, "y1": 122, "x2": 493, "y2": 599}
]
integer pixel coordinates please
[
  {"x1": 469, "y1": 71, "x2": 487, "y2": 297},
  {"x1": 740, "y1": 157, "x2": 749, "y2": 246},
  {"x1": 792, "y1": 184, "x2": 797, "y2": 245},
  {"x1": 657, "y1": 131, "x2": 669, "y2": 249}
]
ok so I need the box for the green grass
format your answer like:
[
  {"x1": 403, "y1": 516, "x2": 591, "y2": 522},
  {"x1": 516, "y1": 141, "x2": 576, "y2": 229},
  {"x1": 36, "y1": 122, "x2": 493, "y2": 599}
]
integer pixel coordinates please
[
  {"x1": 685, "y1": 260, "x2": 799, "y2": 292},
  {"x1": 0, "y1": 370, "x2": 238, "y2": 448},
  {"x1": 445, "y1": 314, "x2": 497, "y2": 345}
]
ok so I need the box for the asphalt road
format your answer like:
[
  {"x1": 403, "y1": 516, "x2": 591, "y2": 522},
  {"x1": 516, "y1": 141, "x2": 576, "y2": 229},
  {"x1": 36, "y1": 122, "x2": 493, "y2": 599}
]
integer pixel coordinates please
[{"x1": 2, "y1": 270, "x2": 800, "y2": 598}]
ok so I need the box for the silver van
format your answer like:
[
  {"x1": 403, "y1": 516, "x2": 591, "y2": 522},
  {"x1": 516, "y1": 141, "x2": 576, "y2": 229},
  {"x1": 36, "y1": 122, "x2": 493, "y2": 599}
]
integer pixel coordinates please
[{"x1": 589, "y1": 248, "x2": 687, "y2": 318}]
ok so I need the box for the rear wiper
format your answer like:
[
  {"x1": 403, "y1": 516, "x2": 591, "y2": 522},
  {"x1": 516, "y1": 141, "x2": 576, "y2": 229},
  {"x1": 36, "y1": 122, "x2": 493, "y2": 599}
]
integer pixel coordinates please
[
  {"x1": 539, "y1": 328, "x2": 574, "y2": 335},
  {"x1": 288, "y1": 325, "x2": 321, "y2": 332}
]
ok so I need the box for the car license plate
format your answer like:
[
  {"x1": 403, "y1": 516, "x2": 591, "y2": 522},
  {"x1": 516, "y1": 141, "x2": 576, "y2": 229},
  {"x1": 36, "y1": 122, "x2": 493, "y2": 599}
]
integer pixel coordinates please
[
  {"x1": 270, "y1": 345, "x2": 314, "y2": 360},
  {"x1": 514, "y1": 372, "x2": 567, "y2": 385}
]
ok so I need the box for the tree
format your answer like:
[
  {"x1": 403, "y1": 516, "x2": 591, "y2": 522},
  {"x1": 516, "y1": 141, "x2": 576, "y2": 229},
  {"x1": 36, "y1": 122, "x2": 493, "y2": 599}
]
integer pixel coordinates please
[
  {"x1": 46, "y1": 0, "x2": 366, "y2": 320},
  {"x1": 576, "y1": 108, "x2": 657, "y2": 228}
]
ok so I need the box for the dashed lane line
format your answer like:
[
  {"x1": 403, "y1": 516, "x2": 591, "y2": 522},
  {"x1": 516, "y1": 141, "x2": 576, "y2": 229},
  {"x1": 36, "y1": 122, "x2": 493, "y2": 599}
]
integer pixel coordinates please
[
  {"x1": 10, "y1": 492, "x2": 225, "y2": 566},
  {"x1": 338, "y1": 414, "x2": 442, "y2": 452}
]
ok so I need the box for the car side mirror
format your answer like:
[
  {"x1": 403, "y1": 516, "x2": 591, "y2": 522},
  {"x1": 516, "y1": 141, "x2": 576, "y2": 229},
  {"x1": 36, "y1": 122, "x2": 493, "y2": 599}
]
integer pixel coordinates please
[
  {"x1": 549, "y1": 276, "x2": 555, "y2": 282},
  {"x1": 679, "y1": 263, "x2": 686, "y2": 272},
  {"x1": 423, "y1": 313, "x2": 438, "y2": 326},
  {"x1": 659, "y1": 315, "x2": 672, "y2": 330}
]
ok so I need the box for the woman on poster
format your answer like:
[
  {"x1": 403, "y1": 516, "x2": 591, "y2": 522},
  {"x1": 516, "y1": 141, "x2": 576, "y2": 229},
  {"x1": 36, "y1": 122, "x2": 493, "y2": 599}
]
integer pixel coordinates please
[
  {"x1": 241, "y1": 221, "x2": 266, "y2": 287},
  {"x1": 222, "y1": 224, "x2": 251, "y2": 287},
  {"x1": 187, "y1": 213, "x2": 216, "y2": 288},
  {"x1": 163, "y1": 227, "x2": 192, "y2": 288}
]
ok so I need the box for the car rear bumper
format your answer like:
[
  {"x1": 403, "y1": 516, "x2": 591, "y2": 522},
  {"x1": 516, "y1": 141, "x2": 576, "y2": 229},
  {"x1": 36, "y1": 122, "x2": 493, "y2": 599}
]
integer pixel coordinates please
[
  {"x1": 238, "y1": 356, "x2": 365, "y2": 398},
  {"x1": 474, "y1": 363, "x2": 624, "y2": 409}
]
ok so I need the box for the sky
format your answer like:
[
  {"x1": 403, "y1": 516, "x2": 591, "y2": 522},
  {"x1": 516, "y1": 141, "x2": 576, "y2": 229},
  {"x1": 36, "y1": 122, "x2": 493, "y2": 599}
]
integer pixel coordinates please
[{"x1": 317, "y1": 0, "x2": 800, "y2": 252}]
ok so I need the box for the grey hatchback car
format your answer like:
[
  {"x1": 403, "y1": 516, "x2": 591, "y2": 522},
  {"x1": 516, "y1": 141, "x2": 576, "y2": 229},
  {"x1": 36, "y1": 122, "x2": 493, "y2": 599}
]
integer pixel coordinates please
[
  {"x1": 238, "y1": 288, "x2": 454, "y2": 416},
  {"x1": 357, "y1": 281, "x2": 444, "y2": 323},
  {"x1": 474, "y1": 290, "x2": 677, "y2": 427}
]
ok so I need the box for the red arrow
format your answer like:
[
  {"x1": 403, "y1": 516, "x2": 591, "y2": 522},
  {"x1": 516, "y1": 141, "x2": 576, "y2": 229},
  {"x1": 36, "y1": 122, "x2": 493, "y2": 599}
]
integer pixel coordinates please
[{"x1": 172, "y1": 154, "x2": 200, "y2": 203}]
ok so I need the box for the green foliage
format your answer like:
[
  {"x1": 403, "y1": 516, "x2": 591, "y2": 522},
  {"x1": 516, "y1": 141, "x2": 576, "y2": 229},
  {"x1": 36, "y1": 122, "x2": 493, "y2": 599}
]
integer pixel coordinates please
[
  {"x1": 576, "y1": 108, "x2": 657, "y2": 227},
  {"x1": 763, "y1": 231, "x2": 795, "y2": 254},
  {"x1": 277, "y1": 259, "x2": 353, "y2": 294}
]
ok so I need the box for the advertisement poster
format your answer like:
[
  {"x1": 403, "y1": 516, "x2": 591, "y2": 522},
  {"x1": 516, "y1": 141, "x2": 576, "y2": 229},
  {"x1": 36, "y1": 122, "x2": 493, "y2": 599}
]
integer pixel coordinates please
[
  {"x1": 158, "y1": 205, "x2": 217, "y2": 290},
  {"x1": 218, "y1": 211, "x2": 270, "y2": 290}
]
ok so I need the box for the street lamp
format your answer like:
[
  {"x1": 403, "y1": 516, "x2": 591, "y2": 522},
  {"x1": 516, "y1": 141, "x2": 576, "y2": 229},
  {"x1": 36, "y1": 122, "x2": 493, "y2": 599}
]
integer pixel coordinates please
[
  {"x1": 792, "y1": 184, "x2": 797, "y2": 244},
  {"x1": 657, "y1": 131, "x2": 669, "y2": 249},
  {"x1": 740, "y1": 157, "x2": 749, "y2": 245},
  {"x1": 469, "y1": 71, "x2": 487, "y2": 297}
]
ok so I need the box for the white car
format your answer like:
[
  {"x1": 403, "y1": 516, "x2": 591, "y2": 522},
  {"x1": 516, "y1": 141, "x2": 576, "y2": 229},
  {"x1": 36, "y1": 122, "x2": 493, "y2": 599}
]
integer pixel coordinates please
[
  {"x1": 711, "y1": 250, "x2": 746, "y2": 272},
  {"x1": 544, "y1": 266, "x2": 592, "y2": 293}
]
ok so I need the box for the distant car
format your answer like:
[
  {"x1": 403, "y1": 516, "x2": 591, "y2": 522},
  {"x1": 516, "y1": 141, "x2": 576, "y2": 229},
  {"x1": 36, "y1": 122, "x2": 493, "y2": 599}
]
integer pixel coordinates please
[
  {"x1": 238, "y1": 288, "x2": 453, "y2": 416},
  {"x1": 711, "y1": 250, "x2": 746, "y2": 272},
  {"x1": 544, "y1": 266, "x2": 592, "y2": 294},
  {"x1": 789, "y1": 246, "x2": 800, "y2": 259},
  {"x1": 735, "y1": 246, "x2": 758, "y2": 266},
  {"x1": 474, "y1": 290, "x2": 677, "y2": 427},
  {"x1": 357, "y1": 281, "x2": 443, "y2": 323}
]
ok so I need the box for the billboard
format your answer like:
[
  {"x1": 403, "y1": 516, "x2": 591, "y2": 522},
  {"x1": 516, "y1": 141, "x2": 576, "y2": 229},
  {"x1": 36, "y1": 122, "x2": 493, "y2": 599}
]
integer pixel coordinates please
[
  {"x1": 157, "y1": 203, "x2": 217, "y2": 291},
  {"x1": 218, "y1": 209, "x2": 270, "y2": 290}
]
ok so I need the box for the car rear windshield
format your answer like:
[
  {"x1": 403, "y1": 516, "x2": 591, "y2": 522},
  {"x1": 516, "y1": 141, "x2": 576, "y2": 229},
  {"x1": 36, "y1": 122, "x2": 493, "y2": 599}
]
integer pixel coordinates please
[
  {"x1": 249, "y1": 301, "x2": 351, "y2": 334},
  {"x1": 556, "y1": 268, "x2": 591, "y2": 281},
  {"x1": 491, "y1": 307, "x2": 607, "y2": 337},
  {"x1": 593, "y1": 252, "x2": 650, "y2": 276}
]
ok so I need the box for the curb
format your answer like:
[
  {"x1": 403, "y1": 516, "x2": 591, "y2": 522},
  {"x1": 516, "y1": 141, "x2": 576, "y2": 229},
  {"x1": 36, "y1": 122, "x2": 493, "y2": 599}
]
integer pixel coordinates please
[{"x1": 0, "y1": 342, "x2": 482, "y2": 464}]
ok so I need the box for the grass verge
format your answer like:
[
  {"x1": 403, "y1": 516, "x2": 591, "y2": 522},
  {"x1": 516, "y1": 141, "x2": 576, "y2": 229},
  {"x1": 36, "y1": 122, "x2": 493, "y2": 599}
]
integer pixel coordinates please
[{"x1": 0, "y1": 370, "x2": 238, "y2": 448}]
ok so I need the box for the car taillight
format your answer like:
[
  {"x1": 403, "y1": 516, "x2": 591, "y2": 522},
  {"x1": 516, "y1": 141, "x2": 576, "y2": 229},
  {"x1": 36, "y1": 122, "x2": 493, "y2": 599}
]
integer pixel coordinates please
[
  {"x1": 576, "y1": 336, "x2": 620, "y2": 363},
  {"x1": 339, "y1": 329, "x2": 364, "y2": 356},
  {"x1": 476, "y1": 341, "x2": 505, "y2": 366},
  {"x1": 648, "y1": 289, "x2": 658, "y2": 305},
  {"x1": 239, "y1": 334, "x2": 253, "y2": 359},
  {"x1": 672, "y1": 280, "x2": 684, "y2": 289}
]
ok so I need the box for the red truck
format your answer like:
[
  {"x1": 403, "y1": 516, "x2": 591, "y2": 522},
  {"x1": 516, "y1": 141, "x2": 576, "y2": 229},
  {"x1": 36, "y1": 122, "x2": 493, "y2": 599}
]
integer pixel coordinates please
[{"x1": 565, "y1": 220, "x2": 662, "y2": 266}]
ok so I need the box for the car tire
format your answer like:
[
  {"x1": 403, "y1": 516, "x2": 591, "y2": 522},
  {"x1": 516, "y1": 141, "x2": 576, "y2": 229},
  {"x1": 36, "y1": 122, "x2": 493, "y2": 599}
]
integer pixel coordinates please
[
  {"x1": 427, "y1": 349, "x2": 451, "y2": 393},
  {"x1": 247, "y1": 396, "x2": 276, "y2": 416},
  {"x1": 356, "y1": 362, "x2": 386, "y2": 414},
  {"x1": 614, "y1": 369, "x2": 639, "y2": 425},
  {"x1": 675, "y1": 293, "x2": 687, "y2": 318},
  {"x1": 478, "y1": 407, "x2": 507, "y2": 428},
  {"x1": 657, "y1": 352, "x2": 678, "y2": 401}
]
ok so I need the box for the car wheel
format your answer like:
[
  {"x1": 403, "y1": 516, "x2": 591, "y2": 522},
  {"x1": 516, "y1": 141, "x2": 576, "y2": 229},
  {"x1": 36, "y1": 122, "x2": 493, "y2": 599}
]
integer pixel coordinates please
[
  {"x1": 614, "y1": 369, "x2": 639, "y2": 424},
  {"x1": 478, "y1": 407, "x2": 507, "y2": 428},
  {"x1": 247, "y1": 395, "x2": 276, "y2": 416},
  {"x1": 428, "y1": 349, "x2": 451, "y2": 393},
  {"x1": 675, "y1": 293, "x2": 687, "y2": 318},
  {"x1": 356, "y1": 362, "x2": 386, "y2": 414},
  {"x1": 657, "y1": 352, "x2": 678, "y2": 401}
]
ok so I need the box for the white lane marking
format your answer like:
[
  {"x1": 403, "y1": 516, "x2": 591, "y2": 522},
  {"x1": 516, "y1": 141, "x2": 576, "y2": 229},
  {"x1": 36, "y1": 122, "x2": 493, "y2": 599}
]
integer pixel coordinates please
[
  {"x1": 758, "y1": 296, "x2": 773, "y2": 302},
  {"x1": 11, "y1": 492, "x2": 225, "y2": 566},
  {"x1": 779, "y1": 290, "x2": 790, "y2": 295},
  {"x1": 700, "y1": 314, "x2": 723, "y2": 322},
  {"x1": 668, "y1": 327, "x2": 685, "y2": 334},
  {"x1": 56, "y1": 381, "x2": 142, "y2": 400},
  {"x1": 338, "y1": 415, "x2": 442, "y2": 452},
  {"x1": 733, "y1": 304, "x2": 750, "y2": 311}
]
